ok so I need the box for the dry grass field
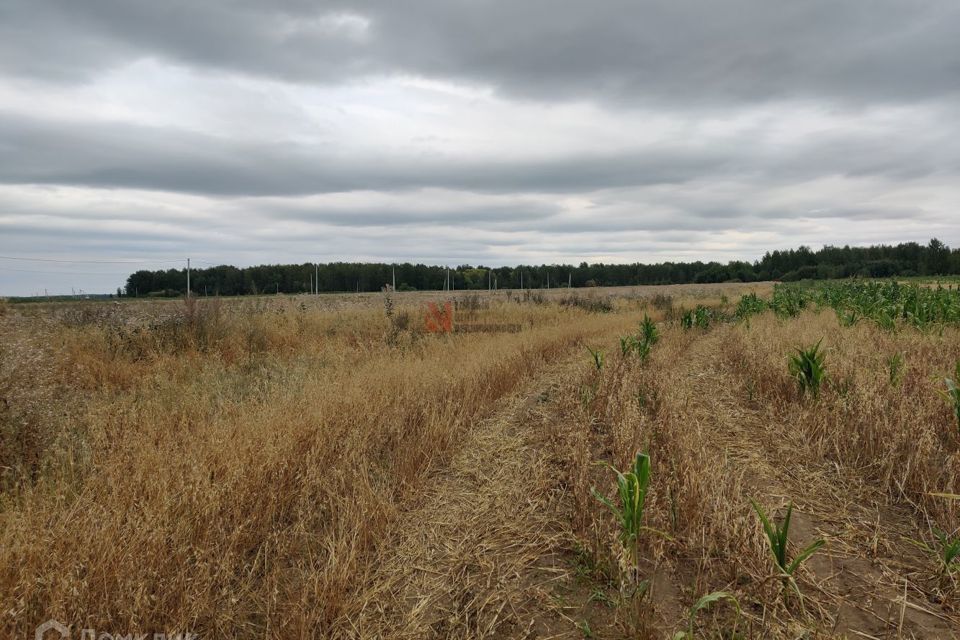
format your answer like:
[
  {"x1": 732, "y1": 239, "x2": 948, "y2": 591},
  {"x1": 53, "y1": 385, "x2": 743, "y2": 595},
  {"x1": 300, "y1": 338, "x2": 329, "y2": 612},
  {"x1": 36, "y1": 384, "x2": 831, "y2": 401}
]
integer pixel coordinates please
[{"x1": 2, "y1": 282, "x2": 959, "y2": 639}]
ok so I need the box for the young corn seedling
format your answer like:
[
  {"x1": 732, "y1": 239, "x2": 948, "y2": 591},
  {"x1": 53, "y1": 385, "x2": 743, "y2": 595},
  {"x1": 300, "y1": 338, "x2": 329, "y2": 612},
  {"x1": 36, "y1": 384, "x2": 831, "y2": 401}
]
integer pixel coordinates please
[
  {"x1": 639, "y1": 314, "x2": 659, "y2": 346},
  {"x1": 635, "y1": 338, "x2": 652, "y2": 363},
  {"x1": 671, "y1": 591, "x2": 741, "y2": 640},
  {"x1": 750, "y1": 499, "x2": 824, "y2": 602},
  {"x1": 910, "y1": 529, "x2": 960, "y2": 577},
  {"x1": 620, "y1": 335, "x2": 637, "y2": 356},
  {"x1": 587, "y1": 346, "x2": 604, "y2": 371},
  {"x1": 789, "y1": 339, "x2": 827, "y2": 399},
  {"x1": 934, "y1": 530, "x2": 960, "y2": 575},
  {"x1": 592, "y1": 452, "x2": 653, "y2": 568},
  {"x1": 933, "y1": 530, "x2": 960, "y2": 575}
]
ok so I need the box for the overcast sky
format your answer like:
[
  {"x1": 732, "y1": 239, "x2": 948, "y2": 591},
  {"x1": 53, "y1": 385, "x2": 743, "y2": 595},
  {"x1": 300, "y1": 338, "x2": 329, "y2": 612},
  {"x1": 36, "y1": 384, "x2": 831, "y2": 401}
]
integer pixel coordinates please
[{"x1": 2, "y1": 1, "x2": 959, "y2": 294}]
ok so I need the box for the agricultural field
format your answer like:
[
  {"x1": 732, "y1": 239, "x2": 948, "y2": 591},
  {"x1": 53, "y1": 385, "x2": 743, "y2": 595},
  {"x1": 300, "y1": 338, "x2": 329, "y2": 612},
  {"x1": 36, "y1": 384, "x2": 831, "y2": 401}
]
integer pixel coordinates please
[{"x1": 1, "y1": 281, "x2": 959, "y2": 639}]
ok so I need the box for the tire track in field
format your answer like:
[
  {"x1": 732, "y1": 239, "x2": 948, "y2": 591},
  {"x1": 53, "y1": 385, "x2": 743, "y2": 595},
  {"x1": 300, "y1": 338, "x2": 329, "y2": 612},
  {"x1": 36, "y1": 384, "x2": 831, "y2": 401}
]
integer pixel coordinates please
[{"x1": 343, "y1": 345, "x2": 617, "y2": 639}]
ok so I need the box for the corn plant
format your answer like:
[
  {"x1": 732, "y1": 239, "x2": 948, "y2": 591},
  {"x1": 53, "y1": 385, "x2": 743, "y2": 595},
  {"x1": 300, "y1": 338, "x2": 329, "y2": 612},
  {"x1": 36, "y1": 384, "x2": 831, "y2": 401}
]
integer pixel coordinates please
[
  {"x1": 771, "y1": 285, "x2": 807, "y2": 318},
  {"x1": 787, "y1": 280, "x2": 960, "y2": 330},
  {"x1": 887, "y1": 353, "x2": 905, "y2": 386},
  {"x1": 671, "y1": 591, "x2": 741, "y2": 640},
  {"x1": 932, "y1": 530, "x2": 959, "y2": 575},
  {"x1": 693, "y1": 305, "x2": 711, "y2": 329},
  {"x1": 620, "y1": 316, "x2": 659, "y2": 363},
  {"x1": 939, "y1": 360, "x2": 960, "y2": 432},
  {"x1": 592, "y1": 452, "x2": 652, "y2": 565},
  {"x1": 587, "y1": 346, "x2": 604, "y2": 370},
  {"x1": 932, "y1": 530, "x2": 960, "y2": 575},
  {"x1": 750, "y1": 499, "x2": 824, "y2": 600},
  {"x1": 909, "y1": 529, "x2": 960, "y2": 577},
  {"x1": 639, "y1": 314, "x2": 659, "y2": 346},
  {"x1": 735, "y1": 292, "x2": 767, "y2": 320},
  {"x1": 837, "y1": 308, "x2": 859, "y2": 327},
  {"x1": 789, "y1": 339, "x2": 827, "y2": 398},
  {"x1": 680, "y1": 306, "x2": 712, "y2": 330},
  {"x1": 635, "y1": 338, "x2": 652, "y2": 363}
]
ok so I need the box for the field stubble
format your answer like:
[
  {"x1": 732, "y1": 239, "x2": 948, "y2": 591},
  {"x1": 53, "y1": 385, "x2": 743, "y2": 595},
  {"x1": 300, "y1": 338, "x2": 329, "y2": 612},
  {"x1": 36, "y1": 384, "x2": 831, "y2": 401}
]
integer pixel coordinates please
[{"x1": 2, "y1": 281, "x2": 959, "y2": 638}]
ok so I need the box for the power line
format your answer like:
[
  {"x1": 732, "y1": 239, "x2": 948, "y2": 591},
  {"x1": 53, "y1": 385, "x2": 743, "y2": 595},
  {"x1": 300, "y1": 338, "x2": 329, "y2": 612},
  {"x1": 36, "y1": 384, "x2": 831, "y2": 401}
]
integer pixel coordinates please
[
  {"x1": 0, "y1": 265, "x2": 131, "y2": 276},
  {"x1": 0, "y1": 255, "x2": 184, "y2": 265}
]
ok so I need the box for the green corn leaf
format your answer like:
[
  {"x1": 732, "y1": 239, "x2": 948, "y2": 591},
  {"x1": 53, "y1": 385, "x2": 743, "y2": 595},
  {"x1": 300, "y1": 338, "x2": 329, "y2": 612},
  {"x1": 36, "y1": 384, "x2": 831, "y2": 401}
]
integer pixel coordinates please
[
  {"x1": 590, "y1": 487, "x2": 618, "y2": 515},
  {"x1": 778, "y1": 503, "x2": 793, "y2": 568},
  {"x1": 750, "y1": 499, "x2": 779, "y2": 566},
  {"x1": 689, "y1": 590, "x2": 740, "y2": 619},
  {"x1": 786, "y1": 538, "x2": 825, "y2": 575}
]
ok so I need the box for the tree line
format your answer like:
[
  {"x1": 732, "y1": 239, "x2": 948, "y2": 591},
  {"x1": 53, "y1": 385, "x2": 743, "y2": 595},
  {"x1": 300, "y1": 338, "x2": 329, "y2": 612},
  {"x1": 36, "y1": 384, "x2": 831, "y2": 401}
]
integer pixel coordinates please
[{"x1": 123, "y1": 239, "x2": 960, "y2": 297}]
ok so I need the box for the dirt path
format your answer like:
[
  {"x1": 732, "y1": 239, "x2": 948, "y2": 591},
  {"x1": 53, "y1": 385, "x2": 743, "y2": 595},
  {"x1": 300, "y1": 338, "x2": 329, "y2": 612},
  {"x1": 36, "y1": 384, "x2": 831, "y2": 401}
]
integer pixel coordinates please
[{"x1": 350, "y1": 353, "x2": 590, "y2": 639}]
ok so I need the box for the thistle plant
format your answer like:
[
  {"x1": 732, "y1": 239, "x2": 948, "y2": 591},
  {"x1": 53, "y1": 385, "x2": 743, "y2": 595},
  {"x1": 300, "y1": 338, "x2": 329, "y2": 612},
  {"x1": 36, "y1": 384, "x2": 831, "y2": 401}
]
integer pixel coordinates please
[
  {"x1": 750, "y1": 499, "x2": 824, "y2": 600},
  {"x1": 592, "y1": 452, "x2": 652, "y2": 566},
  {"x1": 789, "y1": 339, "x2": 827, "y2": 398}
]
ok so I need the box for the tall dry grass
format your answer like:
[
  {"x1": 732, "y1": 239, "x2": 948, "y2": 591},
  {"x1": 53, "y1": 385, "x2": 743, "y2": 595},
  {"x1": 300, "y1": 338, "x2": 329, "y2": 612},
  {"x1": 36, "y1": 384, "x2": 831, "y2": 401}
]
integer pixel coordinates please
[{"x1": 0, "y1": 295, "x2": 631, "y2": 637}]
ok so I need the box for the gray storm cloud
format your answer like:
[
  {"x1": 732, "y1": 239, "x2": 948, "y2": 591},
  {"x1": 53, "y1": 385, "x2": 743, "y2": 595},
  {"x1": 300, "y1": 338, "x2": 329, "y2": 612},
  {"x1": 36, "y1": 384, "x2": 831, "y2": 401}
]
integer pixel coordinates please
[
  {"x1": 1, "y1": 0, "x2": 959, "y2": 295},
  {"x1": 4, "y1": 1, "x2": 960, "y2": 104}
]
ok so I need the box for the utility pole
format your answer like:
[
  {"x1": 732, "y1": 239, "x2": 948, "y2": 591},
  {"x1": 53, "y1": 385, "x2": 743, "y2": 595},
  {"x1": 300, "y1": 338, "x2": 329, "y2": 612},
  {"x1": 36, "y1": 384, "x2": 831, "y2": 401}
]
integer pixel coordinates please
[
  {"x1": 315, "y1": 263, "x2": 319, "y2": 295},
  {"x1": 568, "y1": 272, "x2": 572, "y2": 288},
  {"x1": 186, "y1": 257, "x2": 191, "y2": 298},
  {"x1": 392, "y1": 265, "x2": 396, "y2": 291},
  {"x1": 520, "y1": 271, "x2": 523, "y2": 290}
]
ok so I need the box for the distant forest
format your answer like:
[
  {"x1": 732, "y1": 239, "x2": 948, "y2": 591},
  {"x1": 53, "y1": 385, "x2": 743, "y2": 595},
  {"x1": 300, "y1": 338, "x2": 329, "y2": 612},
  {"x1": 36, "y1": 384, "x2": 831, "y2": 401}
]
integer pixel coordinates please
[{"x1": 124, "y1": 238, "x2": 960, "y2": 297}]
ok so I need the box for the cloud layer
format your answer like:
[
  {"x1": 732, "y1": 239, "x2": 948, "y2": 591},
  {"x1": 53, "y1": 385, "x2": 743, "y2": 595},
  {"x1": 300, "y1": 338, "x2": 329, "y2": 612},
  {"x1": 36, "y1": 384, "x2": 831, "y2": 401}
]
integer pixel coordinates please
[{"x1": 1, "y1": 1, "x2": 959, "y2": 294}]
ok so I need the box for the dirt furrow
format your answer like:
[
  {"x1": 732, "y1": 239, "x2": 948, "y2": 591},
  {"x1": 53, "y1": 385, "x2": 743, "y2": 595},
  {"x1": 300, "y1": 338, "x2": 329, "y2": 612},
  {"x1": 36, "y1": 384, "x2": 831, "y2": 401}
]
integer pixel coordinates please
[{"x1": 348, "y1": 353, "x2": 597, "y2": 639}]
